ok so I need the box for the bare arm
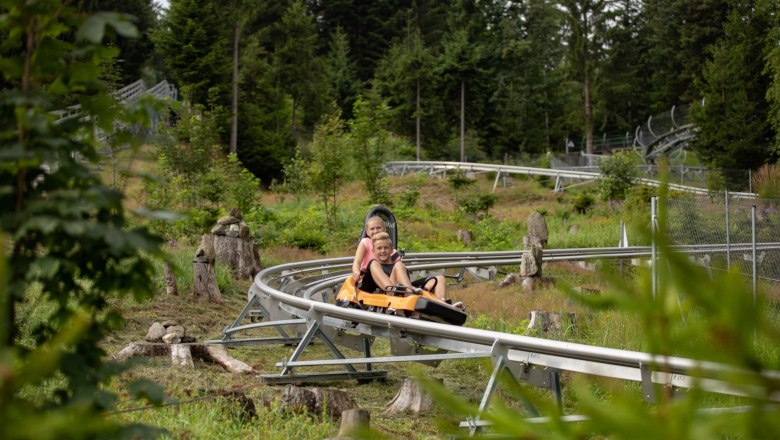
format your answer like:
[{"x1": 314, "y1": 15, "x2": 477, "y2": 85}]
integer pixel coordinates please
[{"x1": 352, "y1": 240, "x2": 367, "y2": 281}]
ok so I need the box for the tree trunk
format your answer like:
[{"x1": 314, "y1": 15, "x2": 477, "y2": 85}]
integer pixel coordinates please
[
  {"x1": 163, "y1": 261, "x2": 178, "y2": 295},
  {"x1": 584, "y1": 65, "x2": 593, "y2": 154},
  {"x1": 213, "y1": 235, "x2": 260, "y2": 280},
  {"x1": 113, "y1": 343, "x2": 170, "y2": 361},
  {"x1": 193, "y1": 261, "x2": 222, "y2": 303},
  {"x1": 283, "y1": 386, "x2": 359, "y2": 419},
  {"x1": 114, "y1": 343, "x2": 254, "y2": 374},
  {"x1": 193, "y1": 234, "x2": 222, "y2": 303},
  {"x1": 192, "y1": 344, "x2": 254, "y2": 374},
  {"x1": 291, "y1": 98, "x2": 297, "y2": 140},
  {"x1": 460, "y1": 79, "x2": 465, "y2": 162},
  {"x1": 230, "y1": 21, "x2": 240, "y2": 155},
  {"x1": 385, "y1": 377, "x2": 433, "y2": 414},
  {"x1": 416, "y1": 78, "x2": 421, "y2": 161}
]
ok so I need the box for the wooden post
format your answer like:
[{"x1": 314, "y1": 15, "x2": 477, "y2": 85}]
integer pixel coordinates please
[
  {"x1": 193, "y1": 234, "x2": 222, "y2": 303},
  {"x1": 163, "y1": 261, "x2": 178, "y2": 295}
]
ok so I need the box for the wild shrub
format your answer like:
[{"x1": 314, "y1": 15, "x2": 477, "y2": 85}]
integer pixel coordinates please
[
  {"x1": 0, "y1": 4, "x2": 166, "y2": 438},
  {"x1": 752, "y1": 163, "x2": 780, "y2": 200},
  {"x1": 457, "y1": 192, "x2": 497, "y2": 217},
  {"x1": 448, "y1": 171, "x2": 477, "y2": 189},
  {"x1": 572, "y1": 192, "x2": 595, "y2": 214},
  {"x1": 598, "y1": 151, "x2": 639, "y2": 201}
]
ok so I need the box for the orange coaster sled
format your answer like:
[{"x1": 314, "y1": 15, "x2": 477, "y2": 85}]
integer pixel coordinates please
[{"x1": 334, "y1": 276, "x2": 467, "y2": 326}]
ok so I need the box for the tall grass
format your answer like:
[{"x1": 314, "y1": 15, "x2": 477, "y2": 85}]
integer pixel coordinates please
[{"x1": 112, "y1": 398, "x2": 337, "y2": 439}]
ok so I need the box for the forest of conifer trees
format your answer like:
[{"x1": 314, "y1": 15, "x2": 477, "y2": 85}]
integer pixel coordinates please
[{"x1": 81, "y1": 1, "x2": 780, "y2": 179}]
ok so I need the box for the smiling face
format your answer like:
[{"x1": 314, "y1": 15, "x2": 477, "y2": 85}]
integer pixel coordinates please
[
  {"x1": 373, "y1": 238, "x2": 394, "y2": 263},
  {"x1": 365, "y1": 218, "x2": 386, "y2": 238}
]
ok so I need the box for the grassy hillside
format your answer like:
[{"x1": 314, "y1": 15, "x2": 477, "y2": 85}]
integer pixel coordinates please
[
  {"x1": 91, "y1": 149, "x2": 779, "y2": 438},
  {"x1": 92, "y1": 159, "x2": 658, "y2": 438}
]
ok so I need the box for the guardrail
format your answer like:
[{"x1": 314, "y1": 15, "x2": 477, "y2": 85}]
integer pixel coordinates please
[
  {"x1": 383, "y1": 160, "x2": 757, "y2": 199},
  {"x1": 52, "y1": 79, "x2": 176, "y2": 125},
  {"x1": 216, "y1": 245, "x2": 780, "y2": 431}
]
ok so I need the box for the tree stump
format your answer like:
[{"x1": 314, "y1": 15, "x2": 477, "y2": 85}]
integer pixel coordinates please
[
  {"x1": 113, "y1": 343, "x2": 254, "y2": 373},
  {"x1": 527, "y1": 311, "x2": 577, "y2": 335},
  {"x1": 211, "y1": 209, "x2": 261, "y2": 280},
  {"x1": 338, "y1": 409, "x2": 370, "y2": 438},
  {"x1": 163, "y1": 261, "x2": 178, "y2": 295},
  {"x1": 282, "y1": 386, "x2": 358, "y2": 419},
  {"x1": 222, "y1": 390, "x2": 257, "y2": 421},
  {"x1": 457, "y1": 229, "x2": 473, "y2": 244},
  {"x1": 193, "y1": 234, "x2": 222, "y2": 303},
  {"x1": 171, "y1": 344, "x2": 194, "y2": 367},
  {"x1": 385, "y1": 377, "x2": 433, "y2": 414}
]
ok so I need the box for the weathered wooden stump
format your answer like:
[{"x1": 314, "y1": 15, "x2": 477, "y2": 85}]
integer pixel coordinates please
[
  {"x1": 282, "y1": 385, "x2": 359, "y2": 419},
  {"x1": 163, "y1": 261, "x2": 178, "y2": 295},
  {"x1": 527, "y1": 311, "x2": 577, "y2": 335},
  {"x1": 171, "y1": 344, "x2": 194, "y2": 367},
  {"x1": 113, "y1": 343, "x2": 254, "y2": 374},
  {"x1": 191, "y1": 344, "x2": 255, "y2": 374},
  {"x1": 193, "y1": 234, "x2": 222, "y2": 303},
  {"x1": 211, "y1": 209, "x2": 261, "y2": 280},
  {"x1": 222, "y1": 390, "x2": 257, "y2": 421},
  {"x1": 338, "y1": 408, "x2": 370, "y2": 438},
  {"x1": 385, "y1": 377, "x2": 433, "y2": 414},
  {"x1": 457, "y1": 229, "x2": 473, "y2": 245}
]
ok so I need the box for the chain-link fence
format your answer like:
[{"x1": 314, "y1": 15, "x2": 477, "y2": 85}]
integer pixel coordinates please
[{"x1": 662, "y1": 194, "x2": 780, "y2": 284}]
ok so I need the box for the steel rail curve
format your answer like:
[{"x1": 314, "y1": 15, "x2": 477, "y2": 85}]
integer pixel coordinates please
[
  {"x1": 383, "y1": 160, "x2": 757, "y2": 199},
  {"x1": 218, "y1": 244, "x2": 780, "y2": 427}
]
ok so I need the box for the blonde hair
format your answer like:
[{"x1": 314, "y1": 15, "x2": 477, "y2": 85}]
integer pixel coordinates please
[
  {"x1": 371, "y1": 231, "x2": 391, "y2": 246},
  {"x1": 366, "y1": 216, "x2": 386, "y2": 230}
]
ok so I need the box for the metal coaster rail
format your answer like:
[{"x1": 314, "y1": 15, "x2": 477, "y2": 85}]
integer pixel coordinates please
[
  {"x1": 217, "y1": 244, "x2": 780, "y2": 429},
  {"x1": 383, "y1": 160, "x2": 757, "y2": 199}
]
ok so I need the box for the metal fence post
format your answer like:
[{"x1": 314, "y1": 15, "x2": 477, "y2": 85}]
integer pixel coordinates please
[
  {"x1": 651, "y1": 196, "x2": 657, "y2": 299},
  {"x1": 752, "y1": 205, "x2": 757, "y2": 306},
  {"x1": 725, "y1": 191, "x2": 730, "y2": 268}
]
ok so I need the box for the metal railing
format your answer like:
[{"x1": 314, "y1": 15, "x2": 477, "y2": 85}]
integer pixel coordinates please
[
  {"x1": 383, "y1": 160, "x2": 756, "y2": 199},
  {"x1": 215, "y1": 245, "x2": 780, "y2": 432}
]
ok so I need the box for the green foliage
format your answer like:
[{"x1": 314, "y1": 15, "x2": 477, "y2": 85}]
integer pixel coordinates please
[
  {"x1": 113, "y1": 398, "x2": 337, "y2": 439},
  {"x1": 0, "y1": 2, "x2": 165, "y2": 437},
  {"x1": 706, "y1": 168, "x2": 726, "y2": 193},
  {"x1": 416, "y1": 184, "x2": 780, "y2": 438},
  {"x1": 224, "y1": 154, "x2": 261, "y2": 215},
  {"x1": 348, "y1": 97, "x2": 392, "y2": 204},
  {"x1": 572, "y1": 192, "x2": 595, "y2": 214},
  {"x1": 145, "y1": 108, "x2": 260, "y2": 238},
  {"x1": 398, "y1": 177, "x2": 423, "y2": 210},
  {"x1": 448, "y1": 171, "x2": 476, "y2": 189},
  {"x1": 281, "y1": 149, "x2": 312, "y2": 201},
  {"x1": 691, "y1": 0, "x2": 775, "y2": 170},
  {"x1": 598, "y1": 152, "x2": 639, "y2": 201},
  {"x1": 457, "y1": 192, "x2": 497, "y2": 218},
  {"x1": 752, "y1": 163, "x2": 780, "y2": 200},
  {"x1": 307, "y1": 112, "x2": 349, "y2": 225},
  {"x1": 153, "y1": 0, "x2": 230, "y2": 108}
]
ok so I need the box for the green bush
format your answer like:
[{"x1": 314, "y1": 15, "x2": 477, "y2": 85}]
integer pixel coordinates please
[
  {"x1": 448, "y1": 171, "x2": 477, "y2": 189},
  {"x1": 458, "y1": 193, "x2": 497, "y2": 217},
  {"x1": 598, "y1": 151, "x2": 640, "y2": 201},
  {"x1": 573, "y1": 193, "x2": 595, "y2": 214},
  {"x1": 283, "y1": 224, "x2": 328, "y2": 252}
]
